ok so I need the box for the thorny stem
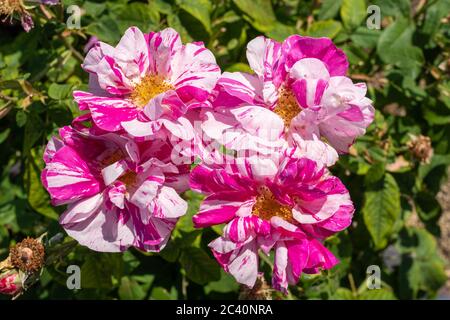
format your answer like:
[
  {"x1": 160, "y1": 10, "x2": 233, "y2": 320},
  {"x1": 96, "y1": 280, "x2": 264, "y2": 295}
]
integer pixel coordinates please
[
  {"x1": 257, "y1": 251, "x2": 296, "y2": 299},
  {"x1": 181, "y1": 273, "x2": 188, "y2": 299},
  {"x1": 39, "y1": 4, "x2": 54, "y2": 20},
  {"x1": 348, "y1": 273, "x2": 358, "y2": 297},
  {"x1": 0, "y1": 93, "x2": 17, "y2": 102},
  {"x1": 59, "y1": 34, "x2": 84, "y2": 62},
  {"x1": 38, "y1": 2, "x2": 84, "y2": 63}
]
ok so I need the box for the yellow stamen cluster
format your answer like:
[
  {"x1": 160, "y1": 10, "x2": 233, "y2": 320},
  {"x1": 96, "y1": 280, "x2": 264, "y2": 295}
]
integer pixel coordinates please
[
  {"x1": 130, "y1": 74, "x2": 174, "y2": 108},
  {"x1": 119, "y1": 171, "x2": 138, "y2": 187},
  {"x1": 100, "y1": 150, "x2": 125, "y2": 167},
  {"x1": 99, "y1": 151, "x2": 139, "y2": 187},
  {"x1": 252, "y1": 186, "x2": 293, "y2": 222},
  {"x1": 274, "y1": 87, "x2": 301, "y2": 126}
]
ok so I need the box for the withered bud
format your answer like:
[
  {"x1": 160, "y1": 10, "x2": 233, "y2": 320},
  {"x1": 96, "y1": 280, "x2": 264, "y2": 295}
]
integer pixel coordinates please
[
  {"x1": 0, "y1": 0, "x2": 35, "y2": 32},
  {"x1": 383, "y1": 103, "x2": 406, "y2": 117},
  {"x1": 10, "y1": 237, "x2": 45, "y2": 274},
  {"x1": 407, "y1": 134, "x2": 434, "y2": 164},
  {"x1": 0, "y1": 269, "x2": 23, "y2": 296}
]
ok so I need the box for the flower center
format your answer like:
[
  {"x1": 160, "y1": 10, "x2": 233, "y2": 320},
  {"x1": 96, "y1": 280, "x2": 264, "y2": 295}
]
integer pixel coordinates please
[
  {"x1": 99, "y1": 151, "x2": 138, "y2": 187},
  {"x1": 119, "y1": 171, "x2": 138, "y2": 187},
  {"x1": 252, "y1": 186, "x2": 293, "y2": 222},
  {"x1": 274, "y1": 87, "x2": 301, "y2": 126},
  {"x1": 130, "y1": 74, "x2": 173, "y2": 108},
  {"x1": 100, "y1": 150, "x2": 125, "y2": 167}
]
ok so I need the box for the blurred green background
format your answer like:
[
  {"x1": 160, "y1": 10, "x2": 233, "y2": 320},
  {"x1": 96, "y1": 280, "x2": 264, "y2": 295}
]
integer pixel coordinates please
[{"x1": 0, "y1": 0, "x2": 449, "y2": 300}]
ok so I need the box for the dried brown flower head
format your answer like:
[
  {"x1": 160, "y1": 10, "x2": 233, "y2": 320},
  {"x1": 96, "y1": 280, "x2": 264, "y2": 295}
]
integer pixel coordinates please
[
  {"x1": 10, "y1": 237, "x2": 45, "y2": 273},
  {"x1": 0, "y1": 0, "x2": 34, "y2": 32},
  {"x1": 407, "y1": 134, "x2": 434, "y2": 164},
  {"x1": 383, "y1": 103, "x2": 406, "y2": 117}
]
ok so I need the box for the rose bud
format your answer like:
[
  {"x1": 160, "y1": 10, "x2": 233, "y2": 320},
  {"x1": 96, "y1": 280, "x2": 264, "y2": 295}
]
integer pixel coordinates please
[{"x1": 0, "y1": 270, "x2": 23, "y2": 296}]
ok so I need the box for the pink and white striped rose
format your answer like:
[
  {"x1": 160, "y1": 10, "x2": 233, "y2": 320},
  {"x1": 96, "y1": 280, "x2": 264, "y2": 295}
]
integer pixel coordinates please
[
  {"x1": 190, "y1": 153, "x2": 354, "y2": 293},
  {"x1": 203, "y1": 34, "x2": 374, "y2": 161},
  {"x1": 73, "y1": 27, "x2": 220, "y2": 141},
  {"x1": 41, "y1": 123, "x2": 189, "y2": 252}
]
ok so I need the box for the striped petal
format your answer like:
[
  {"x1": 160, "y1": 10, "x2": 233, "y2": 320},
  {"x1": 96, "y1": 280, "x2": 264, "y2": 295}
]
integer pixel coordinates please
[
  {"x1": 290, "y1": 58, "x2": 330, "y2": 109},
  {"x1": 73, "y1": 91, "x2": 138, "y2": 132},
  {"x1": 209, "y1": 236, "x2": 259, "y2": 287},
  {"x1": 318, "y1": 77, "x2": 375, "y2": 153},
  {"x1": 246, "y1": 36, "x2": 284, "y2": 105},
  {"x1": 215, "y1": 72, "x2": 264, "y2": 107},
  {"x1": 282, "y1": 35, "x2": 348, "y2": 76},
  {"x1": 170, "y1": 42, "x2": 220, "y2": 102},
  {"x1": 148, "y1": 28, "x2": 182, "y2": 77},
  {"x1": 60, "y1": 194, "x2": 136, "y2": 252},
  {"x1": 42, "y1": 145, "x2": 100, "y2": 206}
]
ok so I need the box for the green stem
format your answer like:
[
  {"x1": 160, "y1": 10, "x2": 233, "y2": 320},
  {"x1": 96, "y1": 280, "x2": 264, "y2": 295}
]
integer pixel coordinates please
[{"x1": 258, "y1": 251, "x2": 273, "y2": 269}]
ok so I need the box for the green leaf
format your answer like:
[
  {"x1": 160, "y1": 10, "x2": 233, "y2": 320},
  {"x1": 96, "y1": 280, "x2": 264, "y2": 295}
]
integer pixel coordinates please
[
  {"x1": 16, "y1": 110, "x2": 27, "y2": 127},
  {"x1": 340, "y1": 0, "x2": 367, "y2": 30},
  {"x1": 376, "y1": 17, "x2": 424, "y2": 77},
  {"x1": 364, "y1": 161, "x2": 385, "y2": 185},
  {"x1": 232, "y1": 0, "x2": 277, "y2": 32},
  {"x1": 180, "y1": 247, "x2": 221, "y2": 285},
  {"x1": 159, "y1": 238, "x2": 181, "y2": 263},
  {"x1": 152, "y1": 0, "x2": 172, "y2": 15},
  {"x1": 371, "y1": 0, "x2": 412, "y2": 18},
  {"x1": 177, "y1": 0, "x2": 212, "y2": 34},
  {"x1": 359, "y1": 289, "x2": 397, "y2": 300},
  {"x1": 177, "y1": 190, "x2": 203, "y2": 232},
  {"x1": 307, "y1": 20, "x2": 342, "y2": 39},
  {"x1": 266, "y1": 23, "x2": 297, "y2": 42},
  {"x1": 150, "y1": 287, "x2": 178, "y2": 300},
  {"x1": 205, "y1": 270, "x2": 239, "y2": 294},
  {"x1": 331, "y1": 288, "x2": 355, "y2": 300},
  {"x1": 350, "y1": 27, "x2": 380, "y2": 49},
  {"x1": 83, "y1": 1, "x2": 107, "y2": 17},
  {"x1": 421, "y1": 0, "x2": 450, "y2": 40},
  {"x1": 177, "y1": 230, "x2": 202, "y2": 248},
  {"x1": 363, "y1": 173, "x2": 401, "y2": 249},
  {"x1": 117, "y1": 3, "x2": 160, "y2": 34},
  {"x1": 86, "y1": 16, "x2": 122, "y2": 44},
  {"x1": 0, "y1": 225, "x2": 9, "y2": 256},
  {"x1": 81, "y1": 253, "x2": 123, "y2": 289},
  {"x1": 23, "y1": 111, "x2": 43, "y2": 152},
  {"x1": 0, "y1": 128, "x2": 10, "y2": 144},
  {"x1": 48, "y1": 83, "x2": 73, "y2": 100},
  {"x1": 318, "y1": 0, "x2": 343, "y2": 20},
  {"x1": 417, "y1": 154, "x2": 450, "y2": 182},
  {"x1": 399, "y1": 228, "x2": 447, "y2": 298},
  {"x1": 24, "y1": 148, "x2": 59, "y2": 220},
  {"x1": 416, "y1": 190, "x2": 441, "y2": 221},
  {"x1": 423, "y1": 109, "x2": 450, "y2": 125},
  {"x1": 225, "y1": 62, "x2": 253, "y2": 73},
  {"x1": 167, "y1": 14, "x2": 193, "y2": 42},
  {"x1": 123, "y1": 251, "x2": 140, "y2": 273}
]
